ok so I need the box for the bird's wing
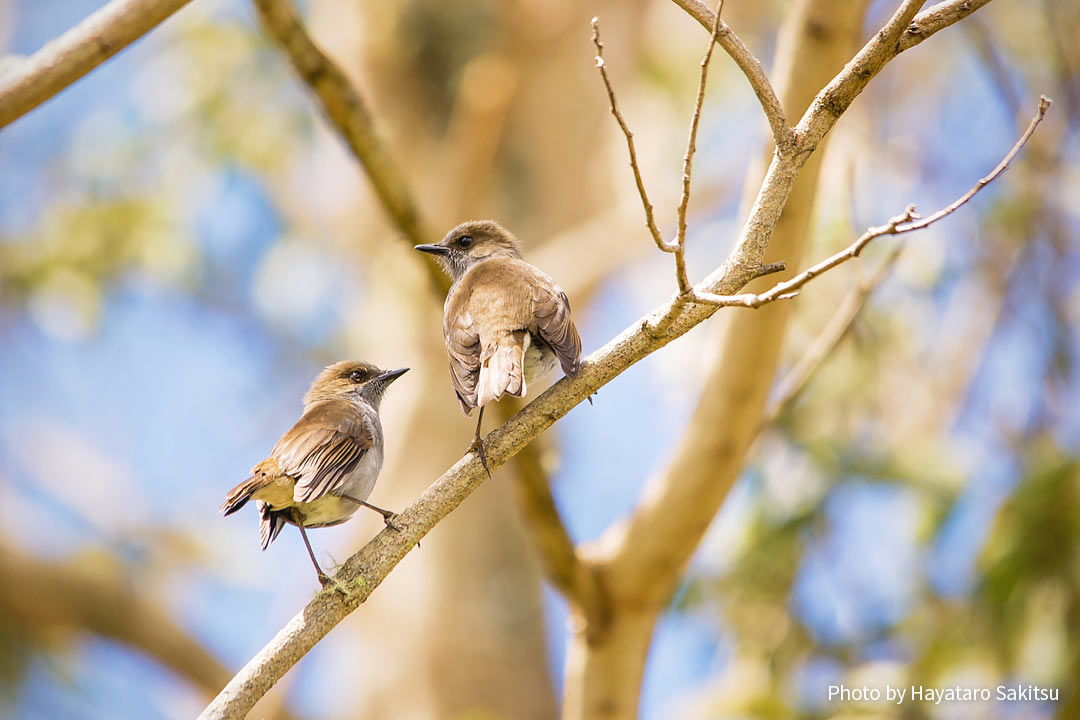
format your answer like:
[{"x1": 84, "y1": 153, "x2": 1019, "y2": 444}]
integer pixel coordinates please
[
  {"x1": 270, "y1": 400, "x2": 373, "y2": 503},
  {"x1": 444, "y1": 289, "x2": 481, "y2": 414},
  {"x1": 528, "y1": 267, "x2": 582, "y2": 377}
]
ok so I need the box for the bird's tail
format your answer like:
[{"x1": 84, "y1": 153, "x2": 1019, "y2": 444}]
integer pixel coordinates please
[
  {"x1": 258, "y1": 501, "x2": 287, "y2": 550},
  {"x1": 219, "y1": 474, "x2": 271, "y2": 516},
  {"x1": 221, "y1": 466, "x2": 289, "y2": 551},
  {"x1": 477, "y1": 330, "x2": 529, "y2": 407}
]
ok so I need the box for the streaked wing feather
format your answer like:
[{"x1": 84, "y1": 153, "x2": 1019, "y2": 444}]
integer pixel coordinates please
[
  {"x1": 271, "y1": 401, "x2": 373, "y2": 503},
  {"x1": 445, "y1": 303, "x2": 481, "y2": 413},
  {"x1": 531, "y1": 276, "x2": 581, "y2": 377}
]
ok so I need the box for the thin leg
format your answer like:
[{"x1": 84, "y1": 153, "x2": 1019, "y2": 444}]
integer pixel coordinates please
[
  {"x1": 296, "y1": 521, "x2": 330, "y2": 586},
  {"x1": 340, "y1": 494, "x2": 401, "y2": 531},
  {"x1": 468, "y1": 406, "x2": 491, "y2": 478}
]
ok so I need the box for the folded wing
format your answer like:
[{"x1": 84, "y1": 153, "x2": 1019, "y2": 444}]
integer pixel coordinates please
[
  {"x1": 529, "y1": 271, "x2": 581, "y2": 377},
  {"x1": 270, "y1": 401, "x2": 373, "y2": 503}
]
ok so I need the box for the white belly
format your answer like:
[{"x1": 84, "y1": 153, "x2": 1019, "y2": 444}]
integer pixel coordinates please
[
  {"x1": 294, "y1": 447, "x2": 383, "y2": 528},
  {"x1": 523, "y1": 335, "x2": 559, "y2": 383}
]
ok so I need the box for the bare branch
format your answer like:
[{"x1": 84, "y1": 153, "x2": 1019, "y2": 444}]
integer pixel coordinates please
[
  {"x1": 251, "y1": 0, "x2": 448, "y2": 292},
  {"x1": 672, "y1": 0, "x2": 724, "y2": 295},
  {"x1": 669, "y1": 0, "x2": 794, "y2": 153},
  {"x1": 693, "y1": 96, "x2": 1050, "y2": 309},
  {"x1": 590, "y1": 18, "x2": 672, "y2": 254},
  {"x1": 900, "y1": 0, "x2": 997, "y2": 52},
  {"x1": 795, "y1": 0, "x2": 998, "y2": 155},
  {"x1": 0, "y1": 0, "x2": 193, "y2": 129},
  {"x1": 198, "y1": 208, "x2": 797, "y2": 720},
  {"x1": 202, "y1": 11, "x2": 1035, "y2": 718}
]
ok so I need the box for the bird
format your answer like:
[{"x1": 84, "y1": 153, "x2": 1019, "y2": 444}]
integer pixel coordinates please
[
  {"x1": 415, "y1": 220, "x2": 581, "y2": 474},
  {"x1": 220, "y1": 360, "x2": 408, "y2": 585}
]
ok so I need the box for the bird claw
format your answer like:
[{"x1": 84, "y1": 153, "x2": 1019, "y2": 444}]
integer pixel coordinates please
[
  {"x1": 318, "y1": 573, "x2": 352, "y2": 597},
  {"x1": 469, "y1": 436, "x2": 492, "y2": 478},
  {"x1": 382, "y1": 513, "x2": 402, "y2": 532}
]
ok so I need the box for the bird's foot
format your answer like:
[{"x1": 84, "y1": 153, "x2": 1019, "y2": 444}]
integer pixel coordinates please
[
  {"x1": 468, "y1": 435, "x2": 492, "y2": 478},
  {"x1": 381, "y1": 512, "x2": 402, "y2": 532},
  {"x1": 317, "y1": 572, "x2": 351, "y2": 597}
]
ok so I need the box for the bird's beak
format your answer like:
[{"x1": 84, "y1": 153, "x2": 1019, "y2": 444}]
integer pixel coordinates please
[
  {"x1": 414, "y1": 243, "x2": 450, "y2": 256},
  {"x1": 376, "y1": 367, "x2": 409, "y2": 384}
]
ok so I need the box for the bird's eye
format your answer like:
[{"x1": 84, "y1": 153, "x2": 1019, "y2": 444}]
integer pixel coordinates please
[
  {"x1": 349, "y1": 371, "x2": 365, "y2": 382},
  {"x1": 458, "y1": 235, "x2": 473, "y2": 248}
]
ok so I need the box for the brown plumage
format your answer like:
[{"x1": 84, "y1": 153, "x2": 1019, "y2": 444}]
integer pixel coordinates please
[
  {"x1": 220, "y1": 360, "x2": 408, "y2": 584},
  {"x1": 416, "y1": 220, "x2": 582, "y2": 472},
  {"x1": 445, "y1": 257, "x2": 580, "y2": 412}
]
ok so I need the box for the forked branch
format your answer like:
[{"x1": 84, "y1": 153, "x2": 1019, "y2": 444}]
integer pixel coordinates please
[{"x1": 668, "y1": 0, "x2": 793, "y2": 152}]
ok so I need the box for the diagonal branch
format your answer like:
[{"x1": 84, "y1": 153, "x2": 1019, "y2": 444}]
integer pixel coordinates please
[
  {"x1": 669, "y1": 0, "x2": 794, "y2": 153},
  {"x1": 0, "y1": 0, "x2": 194, "y2": 129},
  {"x1": 794, "y1": 0, "x2": 997, "y2": 156},
  {"x1": 251, "y1": 0, "x2": 448, "y2": 293},
  {"x1": 201, "y1": 5, "x2": 1031, "y2": 717},
  {"x1": 197, "y1": 196, "x2": 803, "y2": 720}
]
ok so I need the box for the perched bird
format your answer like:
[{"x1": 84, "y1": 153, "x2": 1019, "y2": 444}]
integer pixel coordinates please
[
  {"x1": 415, "y1": 220, "x2": 581, "y2": 472},
  {"x1": 220, "y1": 361, "x2": 408, "y2": 584}
]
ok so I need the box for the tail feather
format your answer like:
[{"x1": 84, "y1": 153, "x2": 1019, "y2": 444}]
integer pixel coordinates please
[
  {"x1": 220, "y1": 474, "x2": 272, "y2": 516},
  {"x1": 478, "y1": 331, "x2": 529, "y2": 407},
  {"x1": 258, "y1": 501, "x2": 287, "y2": 550}
]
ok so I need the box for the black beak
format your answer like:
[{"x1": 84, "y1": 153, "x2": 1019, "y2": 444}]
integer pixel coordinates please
[
  {"x1": 376, "y1": 367, "x2": 409, "y2": 384},
  {"x1": 414, "y1": 243, "x2": 450, "y2": 256}
]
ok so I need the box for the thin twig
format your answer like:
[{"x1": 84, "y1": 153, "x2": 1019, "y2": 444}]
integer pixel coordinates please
[
  {"x1": 591, "y1": 18, "x2": 672, "y2": 254},
  {"x1": 673, "y1": 0, "x2": 724, "y2": 295},
  {"x1": 0, "y1": 0, "x2": 194, "y2": 129},
  {"x1": 669, "y1": 0, "x2": 794, "y2": 153},
  {"x1": 690, "y1": 96, "x2": 1051, "y2": 309}
]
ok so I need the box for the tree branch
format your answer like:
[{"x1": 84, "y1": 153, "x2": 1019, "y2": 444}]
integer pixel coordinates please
[
  {"x1": 0, "y1": 0, "x2": 193, "y2": 129},
  {"x1": 794, "y1": 0, "x2": 997, "y2": 155},
  {"x1": 251, "y1": 0, "x2": 448, "y2": 293},
  {"x1": 669, "y1": 0, "x2": 794, "y2": 153},
  {"x1": 199, "y1": 245, "x2": 776, "y2": 718},
  {"x1": 202, "y1": 5, "x2": 1030, "y2": 716}
]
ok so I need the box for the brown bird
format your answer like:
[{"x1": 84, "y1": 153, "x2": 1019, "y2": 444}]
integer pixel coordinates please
[
  {"x1": 416, "y1": 220, "x2": 581, "y2": 472},
  {"x1": 220, "y1": 361, "x2": 408, "y2": 585}
]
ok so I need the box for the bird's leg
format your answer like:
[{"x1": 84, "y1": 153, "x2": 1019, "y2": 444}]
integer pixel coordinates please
[
  {"x1": 297, "y1": 522, "x2": 351, "y2": 596},
  {"x1": 469, "y1": 406, "x2": 491, "y2": 478},
  {"x1": 340, "y1": 494, "x2": 401, "y2": 531},
  {"x1": 296, "y1": 520, "x2": 333, "y2": 588}
]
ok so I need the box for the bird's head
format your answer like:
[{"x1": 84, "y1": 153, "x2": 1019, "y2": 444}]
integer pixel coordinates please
[
  {"x1": 304, "y1": 361, "x2": 409, "y2": 409},
  {"x1": 414, "y1": 220, "x2": 523, "y2": 281}
]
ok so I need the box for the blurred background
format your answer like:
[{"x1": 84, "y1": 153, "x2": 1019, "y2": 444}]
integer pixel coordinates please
[{"x1": 1, "y1": 0, "x2": 1078, "y2": 718}]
